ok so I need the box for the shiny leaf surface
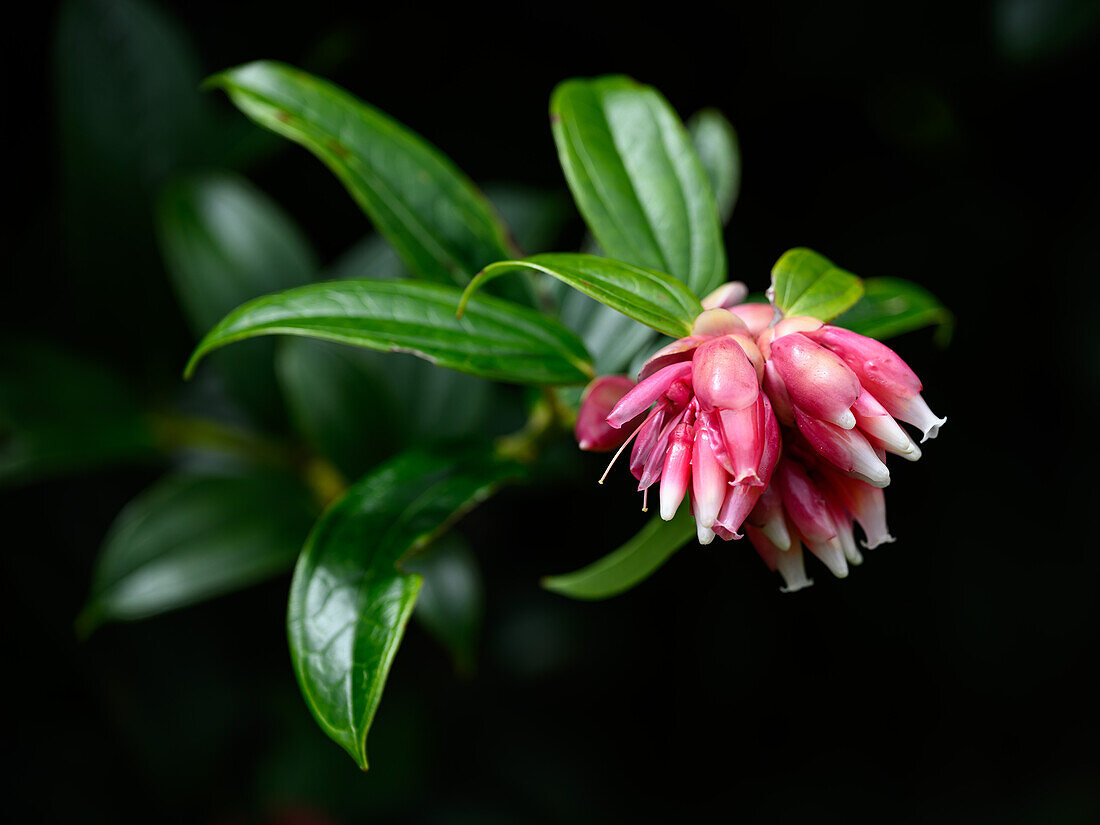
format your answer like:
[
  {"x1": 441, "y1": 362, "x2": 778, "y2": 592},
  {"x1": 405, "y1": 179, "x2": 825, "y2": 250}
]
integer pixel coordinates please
[
  {"x1": 770, "y1": 247, "x2": 865, "y2": 321},
  {"x1": 187, "y1": 280, "x2": 594, "y2": 386},
  {"x1": 208, "y1": 61, "x2": 516, "y2": 287},
  {"x1": 79, "y1": 471, "x2": 316, "y2": 632},
  {"x1": 551, "y1": 76, "x2": 726, "y2": 296},
  {"x1": 288, "y1": 446, "x2": 522, "y2": 768},
  {"x1": 460, "y1": 253, "x2": 702, "y2": 339}
]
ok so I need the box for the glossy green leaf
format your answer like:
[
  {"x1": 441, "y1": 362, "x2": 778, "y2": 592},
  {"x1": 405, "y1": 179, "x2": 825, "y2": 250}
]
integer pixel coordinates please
[
  {"x1": 1, "y1": 342, "x2": 158, "y2": 486},
  {"x1": 79, "y1": 472, "x2": 316, "y2": 632},
  {"x1": 833, "y1": 277, "x2": 954, "y2": 344},
  {"x1": 688, "y1": 108, "x2": 741, "y2": 224},
  {"x1": 460, "y1": 253, "x2": 702, "y2": 339},
  {"x1": 208, "y1": 61, "x2": 516, "y2": 287},
  {"x1": 187, "y1": 280, "x2": 593, "y2": 386},
  {"x1": 542, "y1": 508, "x2": 695, "y2": 600},
  {"x1": 770, "y1": 247, "x2": 865, "y2": 321},
  {"x1": 405, "y1": 535, "x2": 484, "y2": 675},
  {"x1": 157, "y1": 172, "x2": 318, "y2": 423},
  {"x1": 551, "y1": 76, "x2": 726, "y2": 297},
  {"x1": 288, "y1": 446, "x2": 522, "y2": 768}
]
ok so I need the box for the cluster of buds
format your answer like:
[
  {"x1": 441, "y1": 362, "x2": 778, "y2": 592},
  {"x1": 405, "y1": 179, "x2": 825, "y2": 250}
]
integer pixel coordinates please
[{"x1": 575, "y1": 281, "x2": 945, "y2": 591}]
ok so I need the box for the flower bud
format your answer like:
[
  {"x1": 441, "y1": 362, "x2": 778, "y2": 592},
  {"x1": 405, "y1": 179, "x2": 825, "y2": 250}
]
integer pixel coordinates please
[
  {"x1": 775, "y1": 459, "x2": 848, "y2": 578},
  {"x1": 692, "y1": 336, "x2": 759, "y2": 412},
  {"x1": 701, "y1": 281, "x2": 750, "y2": 310},
  {"x1": 745, "y1": 524, "x2": 813, "y2": 593},
  {"x1": 691, "y1": 426, "x2": 727, "y2": 529},
  {"x1": 575, "y1": 376, "x2": 639, "y2": 451},
  {"x1": 729, "y1": 302, "x2": 775, "y2": 337},
  {"x1": 792, "y1": 407, "x2": 891, "y2": 487},
  {"x1": 692, "y1": 308, "x2": 749, "y2": 336},
  {"x1": 660, "y1": 421, "x2": 694, "y2": 520},
  {"x1": 768, "y1": 333, "x2": 860, "y2": 429},
  {"x1": 607, "y1": 361, "x2": 693, "y2": 428}
]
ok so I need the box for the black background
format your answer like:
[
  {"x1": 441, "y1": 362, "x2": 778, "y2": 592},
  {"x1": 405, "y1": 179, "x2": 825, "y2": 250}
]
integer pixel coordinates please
[{"x1": 4, "y1": 1, "x2": 1099, "y2": 822}]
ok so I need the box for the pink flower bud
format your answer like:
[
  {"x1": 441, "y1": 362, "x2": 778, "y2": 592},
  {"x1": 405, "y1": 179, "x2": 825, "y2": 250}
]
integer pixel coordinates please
[
  {"x1": 852, "y1": 390, "x2": 919, "y2": 459},
  {"x1": 729, "y1": 303, "x2": 775, "y2": 337},
  {"x1": 607, "y1": 361, "x2": 693, "y2": 428},
  {"x1": 775, "y1": 459, "x2": 848, "y2": 578},
  {"x1": 713, "y1": 395, "x2": 781, "y2": 535},
  {"x1": 691, "y1": 426, "x2": 728, "y2": 528},
  {"x1": 792, "y1": 407, "x2": 891, "y2": 487},
  {"x1": 575, "y1": 376, "x2": 640, "y2": 451},
  {"x1": 768, "y1": 332, "x2": 860, "y2": 429},
  {"x1": 825, "y1": 494, "x2": 863, "y2": 566},
  {"x1": 692, "y1": 336, "x2": 760, "y2": 412},
  {"x1": 718, "y1": 394, "x2": 766, "y2": 486},
  {"x1": 762, "y1": 359, "x2": 796, "y2": 426},
  {"x1": 660, "y1": 421, "x2": 694, "y2": 520},
  {"x1": 746, "y1": 484, "x2": 791, "y2": 551},
  {"x1": 806, "y1": 325, "x2": 946, "y2": 441},
  {"x1": 757, "y1": 315, "x2": 824, "y2": 359},
  {"x1": 701, "y1": 281, "x2": 750, "y2": 310},
  {"x1": 818, "y1": 465, "x2": 895, "y2": 549}
]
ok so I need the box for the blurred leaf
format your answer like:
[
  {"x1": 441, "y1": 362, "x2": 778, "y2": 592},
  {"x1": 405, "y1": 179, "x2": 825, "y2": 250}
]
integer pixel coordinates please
[
  {"x1": 461, "y1": 253, "x2": 702, "y2": 339},
  {"x1": 79, "y1": 471, "x2": 316, "y2": 632},
  {"x1": 542, "y1": 509, "x2": 695, "y2": 600},
  {"x1": 288, "y1": 445, "x2": 522, "y2": 768},
  {"x1": 276, "y1": 336, "x2": 503, "y2": 480},
  {"x1": 187, "y1": 280, "x2": 594, "y2": 386},
  {"x1": 330, "y1": 234, "x2": 408, "y2": 281},
  {"x1": 688, "y1": 108, "x2": 741, "y2": 224},
  {"x1": 208, "y1": 61, "x2": 517, "y2": 289},
  {"x1": 483, "y1": 184, "x2": 574, "y2": 255},
  {"x1": 561, "y1": 294, "x2": 658, "y2": 375},
  {"x1": 405, "y1": 535, "x2": 484, "y2": 674},
  {"x1": 0, "y1": 342, "x2": 158, "y2": 486},
  {"x1": 833, "y1": 277, "x2": 954, "y2": 344},
  {"x1": 551, "y1": 76, "x2": 726, "y2": 296},
  {"x1": 157, "y1": 172, "x2": 319, "y2": 424},
  {"x1": 770, "y1": 247, "x2": 864, "y2": 321}
]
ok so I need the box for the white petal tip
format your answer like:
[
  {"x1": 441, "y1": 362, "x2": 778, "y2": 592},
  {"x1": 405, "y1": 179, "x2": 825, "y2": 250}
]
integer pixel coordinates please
[
  {"x1": 837, "y1": 410, "x2": 857, "y2": 430},
  {"x1": 780, "y1": 578, "x2": 815, "y2": 594},
  {"x1": 861, "y1": 533, "x2": 896, "y2": 550},
  {"x1": 697, "y1": 524, "x2": 716, "y2": 545},
  {"x1": 578, "y1": 440, "x2": 593, "y2": 450},
  {"x1": 920, "y1": 416, "x2": 947, "y2": 443}
]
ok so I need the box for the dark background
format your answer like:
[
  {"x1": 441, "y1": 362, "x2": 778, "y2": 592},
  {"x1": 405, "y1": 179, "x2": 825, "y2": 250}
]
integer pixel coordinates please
[{"x1": 4, "y1": 0, "x2": 1099, "y2": 822}]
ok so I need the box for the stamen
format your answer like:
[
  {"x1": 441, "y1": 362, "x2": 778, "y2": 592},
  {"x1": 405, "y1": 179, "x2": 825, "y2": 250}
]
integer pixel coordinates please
[
  {"x1": 598, "y1": 414, "x2": 651, "y2": 484},
  {"x1": 642, "y1": 487, "x2": 649, "y2": 512}
]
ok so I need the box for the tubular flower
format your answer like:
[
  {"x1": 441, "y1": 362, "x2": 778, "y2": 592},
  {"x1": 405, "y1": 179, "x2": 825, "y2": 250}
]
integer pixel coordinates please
[
  {"x1": 578, "y1": 283, "x2": 945, "y2": 591},
  {"x1": 599, "y1": 311, "x2": 778, "y2": 544},
  {"x1": 758, "y1": 317, "x2": 946, "y2": 483},
  {"x1": 743, "y1": 444, "x2": 894, "y2": 591}
]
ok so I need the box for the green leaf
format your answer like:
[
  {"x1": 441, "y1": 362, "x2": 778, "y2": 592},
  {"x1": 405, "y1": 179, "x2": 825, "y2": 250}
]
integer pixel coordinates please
[
  {"x1": 770, "y1": 247, "x2": 865, "y2": 321},
  {"x1": 483, "y1": 184, "x2": 573, "y2": 255},
  {"x1": 688, "y1": 108, "x2": 741, "y2": 225},
  {"x1": 460, "y1": 253, "x2": 702, "y2": 339},
  {"x1": 157, "y1": 172, "x2": 318, "y2": 424},
  {"x1": 551, "y1": 76, "x2": 726, "y2": 296},
  {"x1": 542, "y1": 509, "x2": 695, "y2": 600},
  {"x1": 405, "y1": 535, "x2": 484, "y2": 675},
  {"x1": 207, "y1": 61, "x2": 516, "y2": 287},
  {"x1": 1, "y1": 342, "x2": 158, "y2": 486},
  {"x1": 287, "y1": 446, "x2": 522, "y2": 768},
  {"x1": 79, "y1": 471, "x2": 317, "y2": 632},
  {"x1": 833, "y1": 277, "x2": 954, "y2": 344},
  {"x1": 187, "y1": 280, "x2": 593, "y2": 386}
]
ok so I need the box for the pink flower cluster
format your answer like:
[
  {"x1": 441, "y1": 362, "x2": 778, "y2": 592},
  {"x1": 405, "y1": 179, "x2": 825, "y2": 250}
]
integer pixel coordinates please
[{"x1": 575, "y1": 282, "x2": 946, "y2": 591}]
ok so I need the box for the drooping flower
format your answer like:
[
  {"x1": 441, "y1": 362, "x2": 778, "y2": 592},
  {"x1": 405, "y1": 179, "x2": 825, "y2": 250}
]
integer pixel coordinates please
[
  {"x1": 577, "y1": 280, "x2": 944, "y2": 592},
  {"x1": 600, "y1": 306, "x2": 778, "y2": 544}
]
